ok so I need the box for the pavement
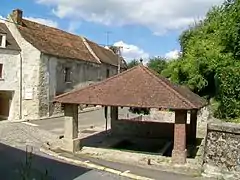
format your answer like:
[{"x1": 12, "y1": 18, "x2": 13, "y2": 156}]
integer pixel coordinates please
[{"x1": 41, "y1": 147, "x2": 209, "y2": 180}]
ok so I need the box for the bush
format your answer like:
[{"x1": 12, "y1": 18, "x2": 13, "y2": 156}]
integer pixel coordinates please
[
  {"x1": 129, "y1": 107, "x2": 150, "y2": 115},
  {"x1": 215, "y1": 65, "x2": 240, "y2": 119}
]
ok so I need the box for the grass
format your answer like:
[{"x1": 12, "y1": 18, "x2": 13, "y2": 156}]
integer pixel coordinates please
[{"x1": 225, "y1": 118, "x2": 240, "y2": 123}]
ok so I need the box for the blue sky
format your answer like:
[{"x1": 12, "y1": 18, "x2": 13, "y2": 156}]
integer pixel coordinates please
[{"x1": 0, "y1": 0, "x2": 224, "y2": 62}]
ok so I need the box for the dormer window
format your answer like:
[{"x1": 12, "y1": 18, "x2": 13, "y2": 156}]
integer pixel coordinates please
[{"x1": 0, "y1": 34, "x2": 6, "y2": 48}]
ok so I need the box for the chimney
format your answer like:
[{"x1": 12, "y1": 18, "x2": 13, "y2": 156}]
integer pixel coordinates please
[{"x1": 12, "y1": 9, "x2": 23, "y2": 25}]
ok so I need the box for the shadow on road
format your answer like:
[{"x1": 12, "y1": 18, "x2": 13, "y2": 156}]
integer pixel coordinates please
[{"x1": 0, "y1": 143, "x2": 91, "y2": 180}]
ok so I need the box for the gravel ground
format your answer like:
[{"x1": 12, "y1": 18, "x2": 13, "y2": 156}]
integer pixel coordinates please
[{"x1": 0, "y1": 121, "x2": 60, "y2": 149}]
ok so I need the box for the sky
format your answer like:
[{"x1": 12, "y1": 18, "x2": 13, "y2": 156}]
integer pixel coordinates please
[{"x1": 0, "y1": 0, "x2": 224, "y2": 62}]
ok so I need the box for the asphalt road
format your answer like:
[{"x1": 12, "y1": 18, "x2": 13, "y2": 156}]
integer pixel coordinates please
[
  {"x1": 0, "y1": 143, "x2": 130, "y2": 180},
  {"x1": 0, "y1": 141, "x2": 209, "y2": 180},
  {"x1": 32, "y1": 108, "x2": 131, "y2": 135}
]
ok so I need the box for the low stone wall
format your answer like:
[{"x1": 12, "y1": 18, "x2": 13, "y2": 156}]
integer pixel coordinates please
[
  {"x1": 112, "y1": 116, "x2": 192, "y2": 139},
  {"x1": 203, "y1": 122, "x2": 240, "y2": 179}
]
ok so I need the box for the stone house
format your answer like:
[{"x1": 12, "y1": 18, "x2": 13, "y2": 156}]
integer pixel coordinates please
[
  {"x1": 0, "y1": 22, "x2": 21, "y2": 120},
  {"x1": 2, "y1": 9, "x2": 126, "y2": 121}
]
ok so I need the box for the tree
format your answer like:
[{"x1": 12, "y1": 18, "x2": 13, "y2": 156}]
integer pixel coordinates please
[
  {"x1": 127, "y1": 59, "x2": 140, "y2": 69},
  {"x1": 162, "y1": 0, "x2": 240, "y2": 119},
  {"x1": 147, "y1": 57, "x2": 168, "y2": 74}
]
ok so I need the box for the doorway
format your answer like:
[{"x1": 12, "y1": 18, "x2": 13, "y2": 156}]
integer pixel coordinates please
[{"x1": 0, "y1": 91, "x2": 13, "y2": 120}]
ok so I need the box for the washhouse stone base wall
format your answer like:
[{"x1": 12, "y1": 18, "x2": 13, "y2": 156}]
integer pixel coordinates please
[
  {"x1": 112, "y1": 107, "x2": 210, "y2": 139},
  {"x1": 203, "y1": 122, "x2": 240, "y2": 179},
  {"x1": 111, "y1": 116, "x2": 192, "y2": 139}
]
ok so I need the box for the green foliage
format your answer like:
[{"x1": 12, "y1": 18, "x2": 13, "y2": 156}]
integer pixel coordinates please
[
  {"x1": 129, "y1": 107, "x2": 150, "y2": 115},
  {"x1": 215, "y1": 64, "x2": 240, "y2": 119},
  {"x1": 147, "y1": 57, "x2": 168, "y2": 74},
  {"x1": 127, "y1": 59, "x2": 140, "y2": 69},
  {"x1": 161, "y1": 0, "x2": 240, "y2": 119}
]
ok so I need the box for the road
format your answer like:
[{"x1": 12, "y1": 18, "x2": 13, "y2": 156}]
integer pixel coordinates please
[
  {"x1": 0, "y1": 142, "x2": 130, "y2": 180},
  {"x1": 32, "y1": 108, "x2": 132, "y2": 135},
  {"x1": 0, "y1": 141, "x2": 208, "y2": 180}
]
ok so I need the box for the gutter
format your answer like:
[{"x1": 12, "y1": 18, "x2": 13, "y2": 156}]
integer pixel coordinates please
[
  {"x1": 47, "y1": 55, "x2": 50, "y2": 116},
  {"x1": 19, "y1": 52, "x2": 23, "y2": 120}
]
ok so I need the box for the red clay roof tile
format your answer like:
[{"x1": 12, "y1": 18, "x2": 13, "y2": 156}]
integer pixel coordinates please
[
  {"x1": 84, "y1": 38, "x2": 127, "y2": 68},
  {"x1": 17, "y1": 19, "x2": 126, "y2": 67},
  {"x1": 54, "y1": 65, "x2": 207, "y2": 110}
]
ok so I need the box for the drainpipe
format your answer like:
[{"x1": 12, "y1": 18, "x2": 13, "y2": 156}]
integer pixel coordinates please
[
  {"x1": 47, "y1": 56, "x2": 50, "y2": 117},
  {"x1": 117, "y1": 47, "x2": 121, "y2": 74},
  {"x1": 19, "y1": 52, "x2": 23, "y2": 120}
]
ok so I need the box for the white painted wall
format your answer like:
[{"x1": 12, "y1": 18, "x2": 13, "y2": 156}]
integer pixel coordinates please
[
  {"x1": 5, "y1": 20, "x2": 41, "y2": 120},
  {"x1": 0, "y1": 49, "x2": 20, "y2": 120}
]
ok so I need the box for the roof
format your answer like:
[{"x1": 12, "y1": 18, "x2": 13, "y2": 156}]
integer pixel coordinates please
[
  {"x1": 17, "y1": 18, "x2": 126, "y2": 67},
  {"x1": 84, "y1": 38, "x2": 127, "y2": 68},
  {"x1": 0, "y1": 23, "x2": 20, "y2": 51},
  {"x1": 18, "y1": 19, "x2": 99, "y2": 63},
  {"x1": 54, "y1": 65, "x2": 207, "y2": 110}
]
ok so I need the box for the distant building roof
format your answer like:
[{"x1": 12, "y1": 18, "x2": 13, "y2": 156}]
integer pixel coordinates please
[
  {"x1": 0, "y1": 23, "x2": 20, "y2": 51},
  {"x1": 54, "y1": 65, "x2": 207, "y2": 110}
]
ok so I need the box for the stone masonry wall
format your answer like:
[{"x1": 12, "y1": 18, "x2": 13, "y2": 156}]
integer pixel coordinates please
[
  {"x1": 111, "y1": 116, "x2": 192, "y2": 139},
  {"x1": 112, "y1": 107, "x2": 210, "y2": 139},
  {"x1": 6, "y1": 20, "x2": 41, "y2": 120},
  {"x1": 40, "y1": 54, "x2": 118, "y2": 118},
  {"x1": 203, "y1": 122, "x2": 240, "y2": 179}
]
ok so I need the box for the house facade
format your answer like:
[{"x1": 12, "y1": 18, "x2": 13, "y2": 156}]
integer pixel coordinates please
[
  {"x1": 2, "y1": 9, "x2": 126, "y2": 121},
  {"x1": 0, "y1": 22, "x2": 21, "y2": 120}
]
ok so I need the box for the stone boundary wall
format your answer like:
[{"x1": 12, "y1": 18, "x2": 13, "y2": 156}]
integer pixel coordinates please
[
  {"x1": 112, "y1": 116, "x2": 192, "y2": 139},
  {"x1": 203, "y1": 122, "x2": 240, "y2": 179}
]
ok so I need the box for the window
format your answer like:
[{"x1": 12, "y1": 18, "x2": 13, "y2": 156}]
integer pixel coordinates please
[
  {"x1": 0, "y1": 34, "x2": 6, "y2": 48},
  {"x1": 106, "y1": 69, "x2": 110, "y2": 78},
  {"x1": 0, "y1": 35, "x2": 2, "y2": 46},
  {"x1": 0, "y1": 64, "x2": 3, "y2": 79},
  {"x1": 64, "y1": 67, "x2": 71, "y2": 82}
]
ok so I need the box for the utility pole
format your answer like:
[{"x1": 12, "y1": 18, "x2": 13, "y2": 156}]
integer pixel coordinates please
[
  {"x1": 105, "y1": 31, "x2": 112, "y2": 47},
  {"x1": 117, "y1": 46, "x2": 123, "y2": 74}
]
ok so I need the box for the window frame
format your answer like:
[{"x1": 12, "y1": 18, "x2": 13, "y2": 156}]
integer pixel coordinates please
[
  {"x1": 106, "y1": 69, "x2": 110, "y2": 78},
  {"x1": 0, "y1": 34, "x2": 6, "y2": 48},
  {"x1": 64, "y1": 67, "x2": 71, "y2": 83},
  {"x1": 0, "y1": 64, "x2": 3, "y2": 79},
  {"x1": 0, "y1": 35, "x2": 2, "y2": 47}
]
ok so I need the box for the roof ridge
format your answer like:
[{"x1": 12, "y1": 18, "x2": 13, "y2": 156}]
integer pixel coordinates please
[
  {"x1": 141, "y1": 65, "x2": 196, "y2": 109},
  {"x1": 55, "y1": 66, "x2": 139, "y2": 101},
  {"x1": 80, "y1": 36, "x2": 102, "y2": 64},
  {"x1": 84, "y1": 37, "x2": 120, "y2": 58}
]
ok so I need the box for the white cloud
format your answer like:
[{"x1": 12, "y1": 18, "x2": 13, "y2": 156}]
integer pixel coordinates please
[
  {"x1": 165, "y1": 49, "x2": 181, "y2": 60},
  {"x1": 113, "y1": 41, "x2": 149, "y2": 62},
  {"x1": 0, "y1": 15, "x2": 6, "y2": 23},
  {"x1": 67, "y1": 21, "x2": 81, "y2": 33},
  {"x1": 37, "y1": 0, "x2": 223, "y2": 34},
  {"x1": 24, "y1": 16, "x2": 58, "y2": 28}
]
